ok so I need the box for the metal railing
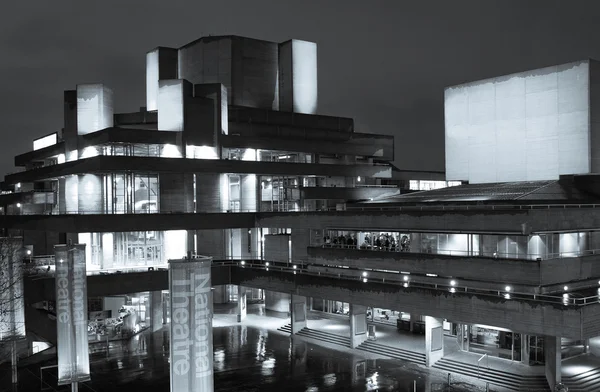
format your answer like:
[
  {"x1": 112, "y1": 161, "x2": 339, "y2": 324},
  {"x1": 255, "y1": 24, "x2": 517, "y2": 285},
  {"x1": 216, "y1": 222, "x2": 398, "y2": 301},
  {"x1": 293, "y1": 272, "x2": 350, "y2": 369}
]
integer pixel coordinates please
[
  {"x1": 23, "y1": 256, "x2": 600, "y2": 307},
  {"x1": 477, "y1": 353, "x2": 489, "y2": 379},
  {"x1": 315, "y1": 243, "x2": 600, "y2": 261},
  {"x1": 8, "y1": 202, "x2": 600, "y2": 216}
]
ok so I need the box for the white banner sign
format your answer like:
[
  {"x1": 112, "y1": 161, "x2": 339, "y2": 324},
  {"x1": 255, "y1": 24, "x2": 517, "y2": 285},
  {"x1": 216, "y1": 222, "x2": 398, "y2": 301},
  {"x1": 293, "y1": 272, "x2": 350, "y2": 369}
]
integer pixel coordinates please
[
  {"x1": 169, "y1": 256, "x2": 213, "y2": 392},
  {"x1": 55, "y1": 244, "x2": 90, "y2": 385},
  {"x1": 0, "y1": 238, "x2": 26, "y2": 341}
]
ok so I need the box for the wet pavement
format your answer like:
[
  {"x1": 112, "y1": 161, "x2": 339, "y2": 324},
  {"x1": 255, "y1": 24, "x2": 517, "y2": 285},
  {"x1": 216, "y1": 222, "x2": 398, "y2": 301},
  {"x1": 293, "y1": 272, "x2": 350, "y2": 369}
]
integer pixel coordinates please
[{"x1": 0, "y1": 304, "x2": 486, "y2": 392}]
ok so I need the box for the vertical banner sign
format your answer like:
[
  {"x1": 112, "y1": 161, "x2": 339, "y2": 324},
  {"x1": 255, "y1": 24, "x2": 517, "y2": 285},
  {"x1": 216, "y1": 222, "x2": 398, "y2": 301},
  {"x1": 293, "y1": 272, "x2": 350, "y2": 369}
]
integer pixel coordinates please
[
  {"x1": 169, "y1": 256, "x2": 213, "y2": 392},
  {"x1": 55, "y1": 244, "x2": 90, "y2": 385},
  {"x1": 0, "y1": 238, "x2": 26, "y2": 341}
]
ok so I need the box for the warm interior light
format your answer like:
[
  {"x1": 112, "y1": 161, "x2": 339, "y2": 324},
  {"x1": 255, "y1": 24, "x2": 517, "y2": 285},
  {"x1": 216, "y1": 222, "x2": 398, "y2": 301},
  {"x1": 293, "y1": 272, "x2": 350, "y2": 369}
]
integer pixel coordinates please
[
  {"x1": 80, "y1": 146, "x2": 99, "y2": 159},
  {"x1": 57, "y1": 154, "x2": 66, "y2": 164}
]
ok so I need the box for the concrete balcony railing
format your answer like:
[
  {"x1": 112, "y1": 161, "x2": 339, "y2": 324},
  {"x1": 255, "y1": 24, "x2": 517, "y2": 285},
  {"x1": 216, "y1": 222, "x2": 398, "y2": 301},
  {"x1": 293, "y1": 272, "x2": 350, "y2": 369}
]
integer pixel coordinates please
[{"x1": 307, "y1": 246, "x2": 600, "y2": 287}]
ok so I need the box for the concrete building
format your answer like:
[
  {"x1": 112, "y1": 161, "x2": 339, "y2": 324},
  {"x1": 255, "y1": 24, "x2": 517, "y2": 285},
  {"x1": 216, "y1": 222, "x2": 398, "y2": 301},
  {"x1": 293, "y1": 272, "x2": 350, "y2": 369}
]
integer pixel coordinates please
[{"x1": 3, "y1": 36, "x2": 600, "y2": 391}]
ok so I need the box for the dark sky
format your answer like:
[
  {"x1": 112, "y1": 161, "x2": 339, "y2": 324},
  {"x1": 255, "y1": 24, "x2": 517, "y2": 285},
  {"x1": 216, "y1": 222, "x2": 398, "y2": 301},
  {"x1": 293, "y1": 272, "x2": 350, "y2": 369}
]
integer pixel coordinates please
[{"x1": 1, "y1": 0, "x2": 600, "y2": 177}]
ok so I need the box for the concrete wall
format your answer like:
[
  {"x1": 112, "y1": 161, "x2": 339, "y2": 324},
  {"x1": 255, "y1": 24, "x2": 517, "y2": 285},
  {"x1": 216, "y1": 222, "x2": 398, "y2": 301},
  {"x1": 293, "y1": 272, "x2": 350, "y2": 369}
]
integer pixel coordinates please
[
  {"x1": 264, "y1": 234, "x2": 290, "y2": 262},
  {"x1": 291, "y1": 228, "x2": 310, "y2": 264},
  {"x1": 265, "y1": 290, "x2": 290, "y2": 313},
  {"x1": 195, "y1": 173, "x2": 222, "y2": 212},
  {"x1": 308, "y1": 247, "x2": 600, "y2": 287},
  {"x1": 446, "y1": 60, "x2": 592, "y2": 183},
  {"x1": 425, "y1": 316, "x2": 444, "y2": 366},
  {"x1": 279, "y1": 40, "x2": 318, "y2": 114},
  {"x1": 544, "y1": 335, "x2": 561, "y2": 390},
  {"x1": 146, "y1": 47, "x2": 178, "y2": 111},
  {"x1": 78, "y1": 174, "x2": 103, "y2": 214},
  {"x1": 159, "y1": 173, "x2": 193, "y2": 213},
  {"x1": 195, "y1": 229, "x2": 226, "y2": 259},
  {"x1": 590, "y1": 60, "x2": 600, "y2": 172},
  {"x1": 76, "y1": 84, "x2": 114, "y2": 136}
]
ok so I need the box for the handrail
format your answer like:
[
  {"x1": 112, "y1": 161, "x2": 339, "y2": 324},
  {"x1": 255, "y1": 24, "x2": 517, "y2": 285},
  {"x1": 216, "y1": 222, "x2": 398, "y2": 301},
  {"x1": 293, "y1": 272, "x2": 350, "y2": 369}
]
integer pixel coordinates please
[
  {"x1": 477, "y1": 353, "x2": 489, "y2": 379},
  {"x1": 7, "y1": 202, "x2": 600, "y2": 216},
  {"x1": 25, "y1": 257, "x2": 600, "y2": 307},
  {"x1": 314, "y1": 243, "x2": 600, "y2": 261}
]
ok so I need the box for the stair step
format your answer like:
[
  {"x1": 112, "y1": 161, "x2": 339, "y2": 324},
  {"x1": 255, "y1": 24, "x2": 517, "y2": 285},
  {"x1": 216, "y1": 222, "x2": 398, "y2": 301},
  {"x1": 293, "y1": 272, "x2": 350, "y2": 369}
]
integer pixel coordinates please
[
  {"x1": 358, "y1": 341, "x2": 426, "y2": 358},
  {"x1": 357, "y1": 346, "x2": 426, "y2": 365},
  {"x1": 433, "y1": 359, "x2": 548, "y2": 391}
]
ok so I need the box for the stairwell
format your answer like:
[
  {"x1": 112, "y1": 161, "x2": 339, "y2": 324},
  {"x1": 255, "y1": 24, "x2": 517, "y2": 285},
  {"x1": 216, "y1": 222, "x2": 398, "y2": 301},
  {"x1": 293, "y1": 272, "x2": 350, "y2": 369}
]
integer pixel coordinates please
[{"x1": 433, "y1": 357, "x2": 549, "y2": 391}]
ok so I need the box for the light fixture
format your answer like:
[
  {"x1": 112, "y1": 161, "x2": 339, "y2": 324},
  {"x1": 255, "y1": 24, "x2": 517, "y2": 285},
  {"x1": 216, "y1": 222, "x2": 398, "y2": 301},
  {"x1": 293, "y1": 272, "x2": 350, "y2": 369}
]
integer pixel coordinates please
[
  {"x1": 362, "y1": 271, "x2": 368, "y2": 277},
  {"x1": 563, "y1": 293, "x2": 569, "y2": 299},
  {"x1": 426, "y1": 273, "x2": 438, "y2": 277},
  {"x1": 266, "y1": 268, "x2": 269, "y2": 271},
  {"x1": 16, "y1": 183, "x2": 21, "y2": 188},
  {"x1": 26, "y1": 250, "x2": 32, "y2": 255},
  {"x1": 265, "y1": 262, "x2": 270, "y2": 267},
  {"x1": 363, "y1": 278, "x2": 368, "y2": 283},
  {"x1": 564, "y1": 286, "x2": 569, "y2": 291},
  {"x1": 403, "y1": 275, "x2": 409, "y2": 281},
  {"x1": 241, "y1": 261, "x2": 246, "y2": 266},
  {"x1": 504, "y1": 294, "x2": 510, "y2": 300},
  {"x1": 293, "y1": 265, "x2": 297, "y2": 270},
  {"x1": 505, "y1": 286, "x2": 511, "y2": 292},
  {"x1": 450, "y1": 280, "x2": 456, "y2": 287},
  {"x1": 59, "y1": 259, "x2": 64, "y2": 263},
  {"x1": 403, "y1": 282, "x2": 408, "y2": 288},
  {"x1": 450, "y1": 288, "x2": 456, "y2": 293},
  {"x1": 16, "y1": 203, "x2": 21, "y2": 208},
  {"x1": 357, "y1": 176, "x2": 361, "y2": 182}
]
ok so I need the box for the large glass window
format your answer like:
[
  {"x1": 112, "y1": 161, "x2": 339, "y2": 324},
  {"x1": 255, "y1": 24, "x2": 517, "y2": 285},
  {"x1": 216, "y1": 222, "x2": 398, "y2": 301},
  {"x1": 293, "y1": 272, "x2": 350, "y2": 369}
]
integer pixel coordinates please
[{"x1": 133, "y1": 175, "x2": 159, "y2": 213}]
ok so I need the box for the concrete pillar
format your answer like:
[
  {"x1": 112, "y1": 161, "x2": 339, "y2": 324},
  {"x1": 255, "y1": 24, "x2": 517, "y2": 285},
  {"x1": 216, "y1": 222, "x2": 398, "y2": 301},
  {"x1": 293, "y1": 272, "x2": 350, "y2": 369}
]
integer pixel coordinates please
[
  {"x1": 212, "y1": 285, "x2": 228, "y2": 304},
  {"x1": 425, "y1": 316, "x2": 444, "y2": 367},
  {"x1": 150, "y1": 291, "x2": 163, "y2": 332},
  {"x1": 349, "y1": 304, "x2": 368, "y2": 348},
  {"x1": 290, "y1": 295, "x2": 307, "y2": 334},
  {"x1": 237, "y1": 286, "x2": 247, "y2": 322},
  {"x1": 544, "y1": 336, "x2": 562, "y2": 391},
  {"x1": 265, "y1": 290, "x2": 290, "y2": 313},
  {"x1": 521, "y1": 334, "x2": 530, "y2": 365}
]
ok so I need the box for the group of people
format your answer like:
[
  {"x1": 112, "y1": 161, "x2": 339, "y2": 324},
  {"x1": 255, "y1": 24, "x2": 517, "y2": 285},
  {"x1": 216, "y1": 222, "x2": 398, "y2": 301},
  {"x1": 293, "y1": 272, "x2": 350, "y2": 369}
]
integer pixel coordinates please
[{"x1": 323, "y1": 232, "x2": 412, "y2": 252}]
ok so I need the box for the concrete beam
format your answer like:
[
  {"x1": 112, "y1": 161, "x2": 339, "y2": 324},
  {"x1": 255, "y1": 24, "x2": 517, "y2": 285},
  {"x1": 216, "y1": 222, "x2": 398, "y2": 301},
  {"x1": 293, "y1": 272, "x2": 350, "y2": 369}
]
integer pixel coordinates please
[{"x1": 229, "y1": 267, "x2": 596, "y2": 339}]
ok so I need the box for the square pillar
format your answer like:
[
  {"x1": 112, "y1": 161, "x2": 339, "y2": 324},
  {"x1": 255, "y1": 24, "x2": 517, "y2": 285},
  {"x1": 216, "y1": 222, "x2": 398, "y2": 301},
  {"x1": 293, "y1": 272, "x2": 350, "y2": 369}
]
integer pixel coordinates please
[
  {"x1": 521, "y1": 334, "x2": 530, "y2": 365},
  {"x1": 544, "y1": 336, "x2": 562, "y2": 391},
  {"x1": 149, "y1": 291, "x2": 163, "y2": 332},
  {"x1": 290, "y1": 295, "x2": 307, "y2": 334},
  {"x1": 425, "y1": 316, "x2": 444, "y2": 367},
  {"x1": 237, "y1": 286, "x2": 247, "y2": 322},
  {"x1": 350, "y1": 304, "x2": 368, "y2": 348}
]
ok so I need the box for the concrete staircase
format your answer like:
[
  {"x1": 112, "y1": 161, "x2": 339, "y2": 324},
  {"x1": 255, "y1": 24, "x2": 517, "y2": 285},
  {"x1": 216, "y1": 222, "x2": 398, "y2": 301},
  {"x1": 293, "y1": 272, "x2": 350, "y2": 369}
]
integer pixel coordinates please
[
  {"x1": 356, "y1": 340, "x2": 426, "y2": 366},
  {"x1": 433, "y1": 357, "x2": 549, "y2": 391},
  {"x1": 562, "y1": 366, "x2": 600, "y2": 392},
  {"x1": 277, "y1": 324, "x2": 426, "y2": 366},
  {"x1": 277, "y1": 324, "x2": 351, "y2": 347}
]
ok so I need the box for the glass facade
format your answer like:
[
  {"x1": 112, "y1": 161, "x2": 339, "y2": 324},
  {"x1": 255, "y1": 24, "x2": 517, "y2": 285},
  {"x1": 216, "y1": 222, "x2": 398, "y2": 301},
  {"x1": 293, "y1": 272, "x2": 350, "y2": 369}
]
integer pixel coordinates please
[{"x1": 316, "y1": 229, "x2": 600, "y2": 260}]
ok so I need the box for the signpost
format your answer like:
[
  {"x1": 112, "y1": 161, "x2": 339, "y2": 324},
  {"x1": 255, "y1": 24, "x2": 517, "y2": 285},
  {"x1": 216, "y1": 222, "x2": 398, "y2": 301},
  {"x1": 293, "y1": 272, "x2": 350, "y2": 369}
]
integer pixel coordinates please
[
  {"x1": 169, "y1": 255, "x2": 214, "y2": 392},
  {"x1": 55, "y1": 244, "x2": 90, "y2": 392}
]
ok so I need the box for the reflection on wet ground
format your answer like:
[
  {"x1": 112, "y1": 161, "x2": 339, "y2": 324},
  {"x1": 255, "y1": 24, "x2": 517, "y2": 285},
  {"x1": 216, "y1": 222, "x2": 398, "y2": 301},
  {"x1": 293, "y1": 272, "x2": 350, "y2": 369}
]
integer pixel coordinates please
[{"x1": 0, "y1": 304, "x2": 482, "y2": 392}]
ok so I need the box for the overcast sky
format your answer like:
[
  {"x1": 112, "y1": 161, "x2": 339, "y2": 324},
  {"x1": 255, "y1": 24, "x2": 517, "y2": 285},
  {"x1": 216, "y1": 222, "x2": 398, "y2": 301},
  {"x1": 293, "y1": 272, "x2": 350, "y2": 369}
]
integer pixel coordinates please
[{"x1": 1, "y1": 0, "x2": 599, "y2": 176}]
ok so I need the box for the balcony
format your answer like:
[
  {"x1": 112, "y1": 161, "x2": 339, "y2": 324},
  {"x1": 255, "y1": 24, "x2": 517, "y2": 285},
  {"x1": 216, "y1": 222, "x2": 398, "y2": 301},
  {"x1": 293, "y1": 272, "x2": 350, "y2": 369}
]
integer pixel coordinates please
[{"x1": 307, "y1": 245, "x2": 600, "y2": 287}]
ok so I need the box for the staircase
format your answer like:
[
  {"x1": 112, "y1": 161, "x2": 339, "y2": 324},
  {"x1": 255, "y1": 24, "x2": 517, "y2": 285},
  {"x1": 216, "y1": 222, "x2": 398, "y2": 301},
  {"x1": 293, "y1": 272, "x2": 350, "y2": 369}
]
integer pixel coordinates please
[
  {"x1": 562, "y1": 366, "x2": 600, "y2": 392},
  {"x1": 357, "y1": 340, "x2": 426, "y2": 366},
  {"x1": 433, "y1": 357, "x2": 549, "y2": 391},
  {"x1": 277, "y1": 324, "x2": 426, "y2": 366},
  {"x1": 277, "y1": 324, "x2": 351, "y2": 347}
]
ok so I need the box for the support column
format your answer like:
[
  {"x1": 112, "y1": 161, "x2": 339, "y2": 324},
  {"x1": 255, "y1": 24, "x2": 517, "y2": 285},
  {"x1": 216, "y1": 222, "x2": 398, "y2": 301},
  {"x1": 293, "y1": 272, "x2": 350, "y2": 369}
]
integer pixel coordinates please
[
  {"x1": 290, "y1": 295, "x2": 307, "y2": 334},
  {"x1": 425, "y1": 316, "x2": 444, "y2": 367},
  {"x1": 521, "y1": 334, "x2": 530, "y2": 365},
  {"x1": 350, "y1": 304, "x2": 368, "y2": 348},
  {"x1": 212, "y1": 285, "x2": 228, "y2": 304},
  {"x1": 237, "y1": 286, "x2": 247, "y2": 322},
  {"x1": 149, "y1": 291, "x2": 163, "y2": 332},
  {"x1": 544, "y1": 336, "x2": 562, "y2": 391}
]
